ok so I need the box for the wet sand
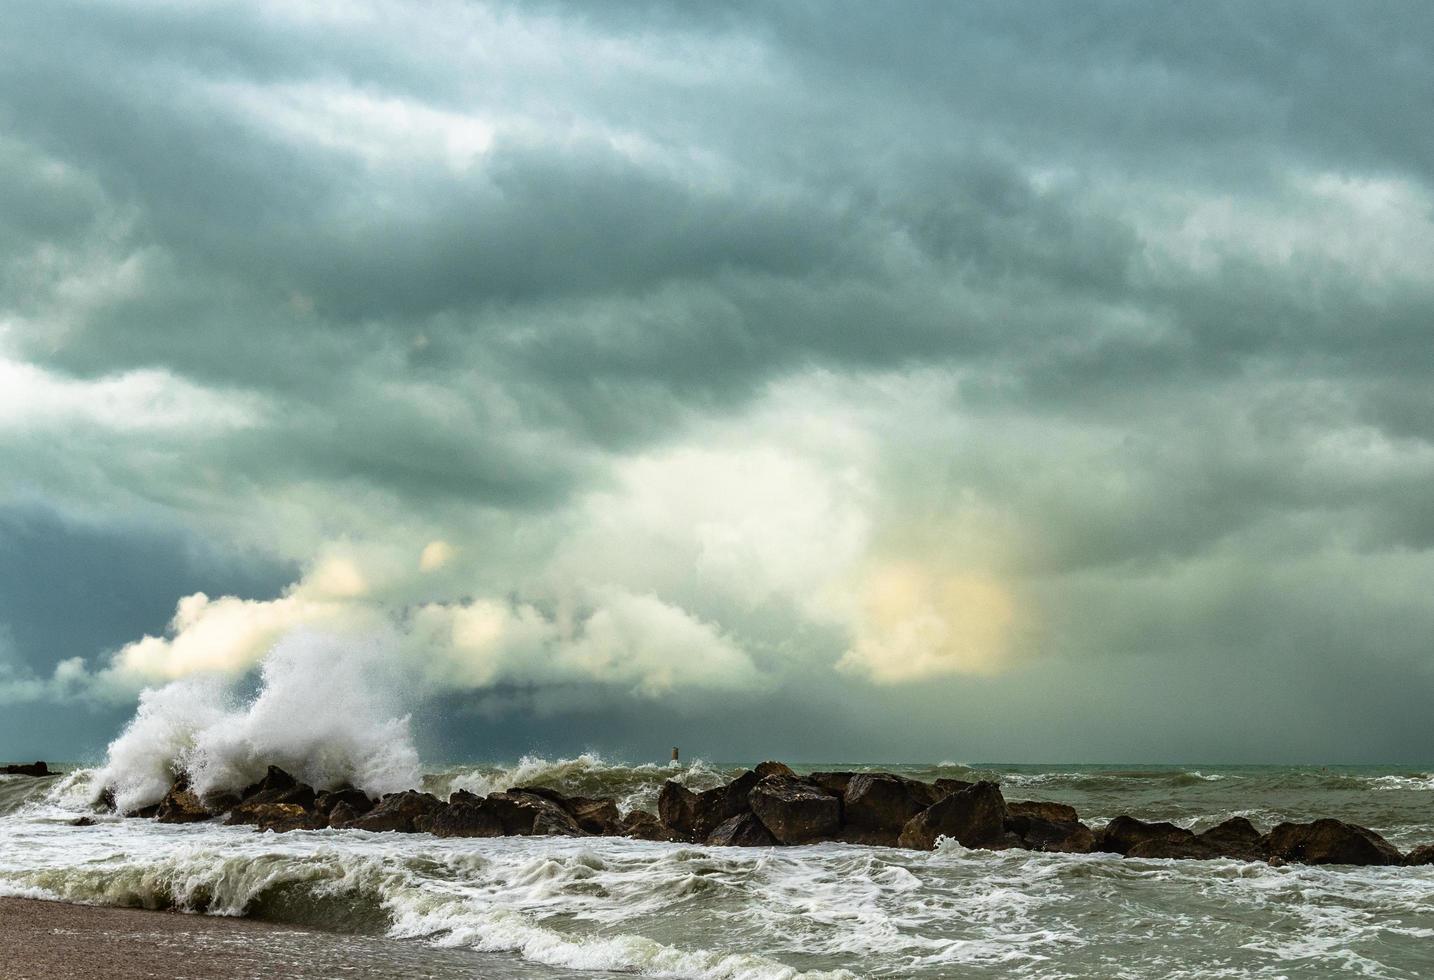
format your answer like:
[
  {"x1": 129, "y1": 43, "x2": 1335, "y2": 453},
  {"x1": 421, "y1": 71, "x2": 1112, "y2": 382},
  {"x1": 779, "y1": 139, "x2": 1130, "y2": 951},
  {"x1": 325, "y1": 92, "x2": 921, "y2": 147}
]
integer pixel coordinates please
[{"x1": 0, "y1": 897, "x2": 596, "y2": 979}]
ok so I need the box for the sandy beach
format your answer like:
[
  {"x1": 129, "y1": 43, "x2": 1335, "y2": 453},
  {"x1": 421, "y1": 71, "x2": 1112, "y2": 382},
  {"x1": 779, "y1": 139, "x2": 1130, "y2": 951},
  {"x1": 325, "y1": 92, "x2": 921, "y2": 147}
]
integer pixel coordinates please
[{"x1": 0, "y1": 897, "x2": 581, "y2": 980}]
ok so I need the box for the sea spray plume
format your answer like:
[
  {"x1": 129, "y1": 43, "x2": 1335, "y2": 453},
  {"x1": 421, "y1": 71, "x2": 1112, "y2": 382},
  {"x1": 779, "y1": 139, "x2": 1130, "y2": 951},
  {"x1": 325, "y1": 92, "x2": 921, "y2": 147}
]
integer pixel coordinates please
[{"x1": 96, "y1": 630, "x2": 421, "y2": 811}]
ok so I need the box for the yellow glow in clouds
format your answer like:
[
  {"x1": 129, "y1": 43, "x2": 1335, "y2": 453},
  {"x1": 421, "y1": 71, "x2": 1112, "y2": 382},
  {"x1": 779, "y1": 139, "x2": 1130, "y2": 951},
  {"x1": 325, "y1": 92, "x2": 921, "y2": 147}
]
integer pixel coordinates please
[{"x1": 839, "y1": 561, "x2": 1017, "y2": 682}]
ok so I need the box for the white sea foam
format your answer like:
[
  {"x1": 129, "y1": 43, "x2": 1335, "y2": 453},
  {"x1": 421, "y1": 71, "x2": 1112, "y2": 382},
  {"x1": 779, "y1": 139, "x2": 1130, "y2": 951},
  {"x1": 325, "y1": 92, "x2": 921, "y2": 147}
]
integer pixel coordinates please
[{"x1": 95, "y1": 630, "x2": 421, "y2": 810}]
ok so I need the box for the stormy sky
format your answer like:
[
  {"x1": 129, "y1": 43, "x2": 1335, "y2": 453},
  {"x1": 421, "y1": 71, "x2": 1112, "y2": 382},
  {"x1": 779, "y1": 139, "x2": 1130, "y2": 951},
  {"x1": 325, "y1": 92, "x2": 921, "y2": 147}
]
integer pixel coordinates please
[{"x1": 2, "y1": 1, "x2": 1433, "y2": 764}]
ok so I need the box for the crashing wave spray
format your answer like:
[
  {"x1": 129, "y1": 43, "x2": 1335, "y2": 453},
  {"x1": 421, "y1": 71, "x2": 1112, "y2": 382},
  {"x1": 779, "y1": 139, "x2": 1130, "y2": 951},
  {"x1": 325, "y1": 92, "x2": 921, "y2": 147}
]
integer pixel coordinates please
[{"x1": 96, "y1": 629, "x2": 421, "y2": 811}]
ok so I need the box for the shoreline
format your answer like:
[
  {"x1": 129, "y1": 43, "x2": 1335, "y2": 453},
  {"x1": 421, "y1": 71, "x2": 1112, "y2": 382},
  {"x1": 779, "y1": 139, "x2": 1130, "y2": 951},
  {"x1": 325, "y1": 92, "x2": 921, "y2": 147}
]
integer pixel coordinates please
[{"x1": 0, "y1": 896, "x2": 600, "y2": 980}]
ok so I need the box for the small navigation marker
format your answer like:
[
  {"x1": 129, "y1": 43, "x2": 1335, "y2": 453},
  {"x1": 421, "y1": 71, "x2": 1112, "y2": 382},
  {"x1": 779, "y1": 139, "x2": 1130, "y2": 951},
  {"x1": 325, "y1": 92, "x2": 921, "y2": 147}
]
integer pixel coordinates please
[{"x1": 672, "y1": 746, "x2": 680, "y2": 763}]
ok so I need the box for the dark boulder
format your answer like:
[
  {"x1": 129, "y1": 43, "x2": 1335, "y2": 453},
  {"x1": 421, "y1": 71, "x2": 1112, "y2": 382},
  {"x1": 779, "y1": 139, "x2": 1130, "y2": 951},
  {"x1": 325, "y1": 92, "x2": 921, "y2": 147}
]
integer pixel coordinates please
[
  {"x1": 658, "y1": 780, "x2": 698, "y2": 838},
  {"x1": 1008, "y1": 814, "x2": 1094, "y2": 853},
  {"x1": 749, "y1": 776, "x2": 841, "y2": 844},
  {"x1": 340, "y1": 790, "x2": 442, "y2": 833},
  {"x1": 126, "y1": 803, "x2": 161, "y2": 819},
  {"x1": 843, "y1": 774, "x2": 940, "y2": 833},
  {"x1": 424, "y1": 799, "x2": 504, "y2": 838},
  {"x1": 933, "y1": 778, "x2": 974, "y2": 797},
  {"x1": 486, "y1": 790, "x2": 583, "y2": 836},
  {"x1": 898, "y1": 781, "x2": 1011, "y2": 851},
  {"x1": 837, "y1": 827, "x2": 904, "y2": 847},
  {"x1": 155, "y1": 780, "x2": 213, "y2": 824},
  {"x1": 569, "y1": 797, "x2": 622, "y2": 835},
  {"x1": 707, "y1": 812, "x2": 777, "y2": 847},
  {"x1": 620, "y1": 810, "x2": 681, "y2": 841},
  {"x1": 1404, "y1": 844, "x2": 1434, "y2": 866},
  {"x1": 315, "y1": 787, "x2": 374, "y2": 819},
  {"x1": 754, "y1": 761, "x2": 797, "y2": 780},
  {"x1": 658, "y1": 773, "x2": 761, "y2": 841},
  {"x1": 807, "y1": 772, "x2": 857, "y2": 797},
  {"x1": 1095, "y1": 816, "x2": 1198, "y2": 858},
  {"x1": 1194, "y1": 817, "x2": 1267, "y2": 861},
  {"x1": 328, "y1": 801, "x2": 361, "y2": 827},
  {"x1": 201, "y1": 790, "x2": 243, "y2": 815},
  {"x1": 1007, "y1": 800, "x2": 1079, "y2": 823},
  {"x1": 229, "y1": 802, "x2": 320, "y2": 833},
  {"x1": 95, "y1": 787, "x2": 117, "y2": 812},
  {"x1": 1, "y1": 761, "x2": 51, "y2": 777},
  {"x1": 71, "y1": 816, "x2": 97, "y2": 827},
  {"x1": 1264, "y1": 819, "x2": 1402, "y2": 866},
  {"x1": 237, "y1": 766, "x2": 316, "y2": 810}
]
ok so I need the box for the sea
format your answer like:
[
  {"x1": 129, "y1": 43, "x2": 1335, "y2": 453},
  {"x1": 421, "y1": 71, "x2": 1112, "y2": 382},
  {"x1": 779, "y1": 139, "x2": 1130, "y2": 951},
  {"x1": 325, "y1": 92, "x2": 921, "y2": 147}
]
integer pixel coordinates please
[{"x1": 3, "y1": 758, "x2": 1434, "y2": 979}]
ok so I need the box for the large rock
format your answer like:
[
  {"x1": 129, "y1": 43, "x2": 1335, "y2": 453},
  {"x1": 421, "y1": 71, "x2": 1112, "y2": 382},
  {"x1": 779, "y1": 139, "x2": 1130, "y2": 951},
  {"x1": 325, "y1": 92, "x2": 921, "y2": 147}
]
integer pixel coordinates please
[
  {"x1": 1404, "y1": 844, "x2": 1434, "y2": 866},
  {"x1": 933, "y1": 778, "x2": 974, "y2": 797},
  {"x1": 658, "y1": 780, "x2": 698, "y2": 838},
  {"x1": 1264, "y1": 819, "x2": 1402, "y2": 866},
  {"x1": 1194, "y1": 817, "x2": 1267, "y2": 861},
  {"x1": 1008, "y1": 813, "x2": 1094, "y2": 853},
  {"x1": 228, "y1": 802, "x2": 320, "y2": 833},
  {"x1": 486, "y1": 790, "x2": 584, "y2": 836},
  {"x1": 237, "y1": 766, "x2": 316, "y2": 810},
  {"x1": 423, "y1": 798, "x2": 503, "y2": 838},
  {"x1": 843, "y1": 774, "x2": 941, "y2": 833},
  {"x1": 340, "y1": 790, "x2": 443, "y2": 833},
  {"x1": 658, "y1": 772, "x2": 761, "y2": 841},
  {"x1": 568, "y1": 797, "x2": 622, "y2": 835},
  {"x1": 898, "y1": 781, "x2": 1011, "y2": 851},
  {"x1": 1, "y1": 761, "x2": 51, "y2": 777},
  {"x1": 155, "y1": 780, "x2": 212, "y2": 824},
  {"x1": 315, "y1": 787, "x2": 374, "y2": 820},
  {"x1": 807, "y1": 772, "x2": 857, "y2": 797},
  {"x1": 1095, "y1": 816, "x2": 1198, "y2": 858},
  {"x1": 754, "y1": 761, "x2": 797, "y2": 780},
  {"x1": 620, "y1": 810, "x2": 681, "y2": 841},
  {"x1": 707, "y1": 812, "x2": 777, "y2": 847},
  {"x1": 1007, "y1": 800, "x2": 1079, "y2": 823},
  {"x1": 749, "y1": 776, "x2": 840, "y2": 844}
]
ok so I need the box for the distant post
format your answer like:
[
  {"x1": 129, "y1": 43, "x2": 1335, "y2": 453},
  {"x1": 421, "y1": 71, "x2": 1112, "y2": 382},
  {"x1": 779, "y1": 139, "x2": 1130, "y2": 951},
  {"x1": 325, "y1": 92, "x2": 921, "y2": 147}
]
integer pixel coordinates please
[{"x1": 671, "y1": 746, "x2": 680, "y2": 763}]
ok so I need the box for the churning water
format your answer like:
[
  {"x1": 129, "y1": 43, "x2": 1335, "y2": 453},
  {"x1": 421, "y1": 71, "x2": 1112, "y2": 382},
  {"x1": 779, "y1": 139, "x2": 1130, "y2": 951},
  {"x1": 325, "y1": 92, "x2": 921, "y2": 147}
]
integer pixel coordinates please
[{"x1": 5, "y1": 758, "x2": 1434, "y2": 978}]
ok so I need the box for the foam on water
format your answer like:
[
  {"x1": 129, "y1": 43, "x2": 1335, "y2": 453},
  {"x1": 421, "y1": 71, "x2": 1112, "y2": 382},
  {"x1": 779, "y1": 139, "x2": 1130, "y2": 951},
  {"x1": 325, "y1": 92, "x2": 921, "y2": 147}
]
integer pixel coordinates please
[{"x1": 6, "y1": 758, "x2": 1434, "y2": 977}]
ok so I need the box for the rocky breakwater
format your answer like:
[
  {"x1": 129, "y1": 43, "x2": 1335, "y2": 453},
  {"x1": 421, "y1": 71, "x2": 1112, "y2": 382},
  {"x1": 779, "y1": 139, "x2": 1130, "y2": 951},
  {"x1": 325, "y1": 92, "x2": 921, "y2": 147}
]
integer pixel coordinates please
[
  {"x1": 1, "y1": 761, "x2": 52, "y2": 777},
  {"x1": 97, "y1": 762, "x2": 1433, "y2": 867}
]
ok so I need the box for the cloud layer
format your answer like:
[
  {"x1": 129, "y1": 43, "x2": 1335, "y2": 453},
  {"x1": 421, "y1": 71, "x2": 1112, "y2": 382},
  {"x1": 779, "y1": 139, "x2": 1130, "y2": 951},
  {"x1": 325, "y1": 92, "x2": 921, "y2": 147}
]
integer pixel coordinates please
[{"x1": 2, "y1": 1, "x2": 1432, "y2": 761}]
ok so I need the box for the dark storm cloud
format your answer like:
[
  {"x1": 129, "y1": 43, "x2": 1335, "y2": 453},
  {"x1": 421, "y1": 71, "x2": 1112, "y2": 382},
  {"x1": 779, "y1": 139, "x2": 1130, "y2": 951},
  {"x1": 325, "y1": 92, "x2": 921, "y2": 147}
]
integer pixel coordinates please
[{"x1": 1, "y1": 1, "x2": 1432, "y2": 760}]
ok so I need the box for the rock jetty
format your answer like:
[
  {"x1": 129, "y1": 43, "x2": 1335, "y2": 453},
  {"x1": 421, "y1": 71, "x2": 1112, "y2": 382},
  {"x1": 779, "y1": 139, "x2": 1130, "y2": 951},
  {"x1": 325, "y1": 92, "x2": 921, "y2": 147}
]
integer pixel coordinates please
[
  {"x1": 97, "y1": 763, "x2": 1428, "y2": 867},
  {"x1": 1, "y1": 761, "x2": 52, "y2": 777}
]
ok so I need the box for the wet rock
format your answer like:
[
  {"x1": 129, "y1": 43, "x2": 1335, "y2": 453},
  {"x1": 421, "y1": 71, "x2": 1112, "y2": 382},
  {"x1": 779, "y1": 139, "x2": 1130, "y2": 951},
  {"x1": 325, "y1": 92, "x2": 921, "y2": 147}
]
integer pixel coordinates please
[
  {"x1": 315, "y1": 787, "x2": 374, "y2": 819},
  {"x1": 843, "y1": 774, "x2": 941, "y2": 834},
  {"x1": 229, "y1": 802, "x2": 320, "y2": 833},
  {"x1": 1195, "y1": 817, "x2": 1267, "y2": 861},
  {"x1": 486, "y1": 790, "x2": 584, "y2": 836},
  {"x1": 749, "y1": 776, "x2": 841, "y2": 844},
  {"x1": 754, "y1": 761, "x2": 797, "y2": 780},
  {"x1": 1264, "y1": 819, "x2": 1402, "y2": 866},
  {"x1": 898, "y1": 781, "x2": 1011, "y2": 851},
  {"x1": 1008, "y1": 814, "x2": 1094, "y2": 853},
  {"x1": 155, "y1": 780, "x2": 213, "y2": 824},
  {"x1": 340, "y1": 790, "x2": 443, "y2": 833},
  {"x1": 71, "y1": 816, "x2": 97, "y2": 827},
  {"x1": 568, "y1": 797, "x2": 622, "y2": 835},
  {"x1": 328, "y1": 801, "x2": 361, "y2": 827},
  {"x1": 659, "y1": 773, "x2": 760, "y2": 841},
  {"x1": 237, "y1": 766, "x2": 316, "y2": 811},
  {"x1": 1094, "y1": 816, "x2": 1198, "y2": 858},
  {"x1": 933, "y1": 778, "x2": 974, "y2": 798},
  {"x1": 201, "y1": 791, "x2": 243, "y2": 815},
  {"x1": 424, "y1": 798, "x2": 503, "y2": 838},
  {"x1": 126, "y1": 803, "x2": 161, "y2": 819},
  {"x1": 1404, "y1": 844, "x2": 1434, "y2": 866},
  {"x1": 707, "y1": 812, "x2": 777, "y2": 847},
  {"x1": 95, "y1": 787, "x2": 117, "y2": 813},
  {"x1": 1007, "y1": 800, "x2": 1079, "y2": 824},
  {"x1": 658, "y1": 780, "x2": 697, "y2": 838},
  {"x1": 836, "y1": 827, "x2": 904, "y2": 847},
  {"x1": 807, "y1": 772, "x2": 857, "y2": 797},
  {"x1": 1, "y1": 761, "x2": 51, "y2": 777},
  {"x1": 620, "y1": 810, "x2": 680, "y2": 841}
]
